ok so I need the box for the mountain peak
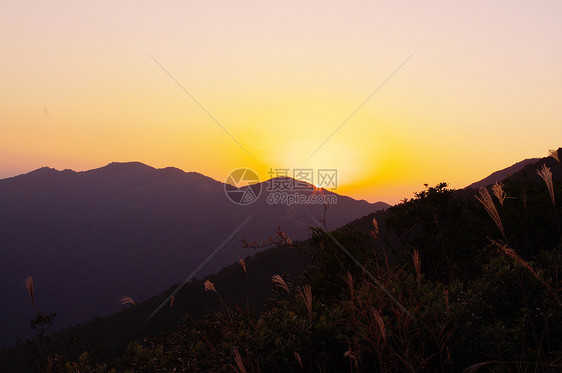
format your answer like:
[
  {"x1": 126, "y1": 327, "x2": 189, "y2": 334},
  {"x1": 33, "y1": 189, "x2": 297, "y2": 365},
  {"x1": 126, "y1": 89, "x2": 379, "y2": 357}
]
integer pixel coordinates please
[
  {"x1": 30, "y1": 166, "x2": 59, "y2": 173},
  {"x1": 84, "y1": 162, "x2": 156, "y2": 177},
  {"x1": 103, "y1": 161, "x2": 155, "y2": 171},
  {"x1": 18, "y1": 166, "x2": 61, "y2": 179}
]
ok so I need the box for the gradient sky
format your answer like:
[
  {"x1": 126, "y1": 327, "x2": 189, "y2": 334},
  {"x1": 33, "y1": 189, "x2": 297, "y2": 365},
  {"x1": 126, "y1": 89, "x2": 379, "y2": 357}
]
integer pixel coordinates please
[{"x1": 1, "y1": 1, "x2": 561, "y2": 204}]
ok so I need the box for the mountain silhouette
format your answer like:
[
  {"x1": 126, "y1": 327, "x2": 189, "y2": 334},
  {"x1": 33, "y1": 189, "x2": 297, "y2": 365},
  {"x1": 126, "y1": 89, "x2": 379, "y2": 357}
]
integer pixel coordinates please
[
  {"x1": 0, "y1": 162, "x2": 389, "y2": 348},
  {"x1": 466, "y1": 149, "x2": 562, "y2": 190},
  {"x1": 2, "y1": 150, "x2": 561, "y2": 370},
  {"x1": 466, "y1": 158, "x2": 541, "y2": 189}
]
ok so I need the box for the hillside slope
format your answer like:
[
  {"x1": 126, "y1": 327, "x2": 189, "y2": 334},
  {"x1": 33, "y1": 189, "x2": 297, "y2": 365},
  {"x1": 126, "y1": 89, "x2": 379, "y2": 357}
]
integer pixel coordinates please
[{"x1": 0, "y1": 162, "x2": 388, "y2": 348}]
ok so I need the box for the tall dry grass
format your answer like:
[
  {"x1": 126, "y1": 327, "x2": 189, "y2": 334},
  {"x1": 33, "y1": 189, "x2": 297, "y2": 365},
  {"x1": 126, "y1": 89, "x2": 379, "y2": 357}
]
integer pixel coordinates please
[
  {"x1": 538, "y1": 164, "x2": 555, "y2": 206},
  {"x1": 476, "y1": 187, "x2": 505, "y2": 239},
  {"x1": 491, "y1": 182, "x2": 506, "y2": 207},
  {"x1": 537, "y1": 163, "x2": 561, "y2": 241},
  {"x1": 25, "y1": 276, "x2": 35, "y2": 308},
  {"x1": 204, "y1": 280, "x2": 216, "y2": 293},
  {"x1": 272, "y1": 274, "x2": 290, "y2": 293},
  {"x1": 494, "y1": 241, "x2": 562, "y2": 307},
  {"x1": 298, "y1": 285, "x2": 313, "y2": 321},
  {"x1": 238, "y1": 258, "x2": 247, "y2": 278},
  {"x1": 204, "y1": 280, "x2": 233, "y2": 323},
  {"x1": 293, "y1": 351, "x2": 303, "y2": 370},
  {"x1": 119, "y1": 296, "x2": 136, "y2": 306},
  {"x1": 371, "y1": 217, "x2": 379, "y2": 238}
]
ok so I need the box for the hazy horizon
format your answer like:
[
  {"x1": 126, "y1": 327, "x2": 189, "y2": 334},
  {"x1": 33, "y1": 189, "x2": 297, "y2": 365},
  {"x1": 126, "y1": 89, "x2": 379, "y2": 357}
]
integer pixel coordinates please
[{"x1": 0, "y1": 153, "x2": 553, "y2": 205}]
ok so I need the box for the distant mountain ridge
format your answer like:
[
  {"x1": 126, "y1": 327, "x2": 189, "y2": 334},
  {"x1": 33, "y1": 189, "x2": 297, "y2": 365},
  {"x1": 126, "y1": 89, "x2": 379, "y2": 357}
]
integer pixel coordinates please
[
  {"x1": 466, "y1": 158, "x2": 541, "y2": 189},
  {"x1": 466, "y1": 149, "x2": 562, "y2": 190},
  {"x1": 0, "y1": 162, "x2": 389, "y2": 348}
]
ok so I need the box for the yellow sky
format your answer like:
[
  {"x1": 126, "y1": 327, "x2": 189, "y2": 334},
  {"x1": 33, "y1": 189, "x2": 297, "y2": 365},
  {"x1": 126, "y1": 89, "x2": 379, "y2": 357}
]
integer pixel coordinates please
[{"x1": 1, "y1": 1, "x2": 561, "y2": 204}]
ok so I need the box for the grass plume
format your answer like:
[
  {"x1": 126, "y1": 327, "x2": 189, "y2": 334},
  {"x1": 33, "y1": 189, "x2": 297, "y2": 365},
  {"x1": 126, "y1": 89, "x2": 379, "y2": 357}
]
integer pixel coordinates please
[
  {"x1": 25, "y1": 276, "x2": 35, "y2": 308},
  {"x1": 238, "y1": 257, "x2": 247, "y2": 278},
  {"x1": 277, "y1": 226, "x2": 293, "y2": 246},
  {"x1": 476, "y1": 187, "x2": 505, "y2": 238},
  {"x1": 204, "y1": 280, "x2": 216, "y2": 293},
  {"x1": 495, "y1": 242, "x2": 562, "y2": 307},
  {"x1": 371, "y1": 217, "x2": 379, "y2": 238},
  {"x1": 294, "y1": 351, "x2": 303, "y2": 370},
  {"x1": 538, "y1": 163, "x2": 555, "y2": 206},
  {"x1": 537, "y1": 163, "x2": 561, "y2": 241},
  {"x1": 491, "y1": 182, "x2": 506, "y2": 206},
  {"x1": 204, "y1": 279, "x2": 233, "y2": 322},
  {"x1": 119, "y1": 296, "x2": 136, "y2": 306},
  {"x1": 272, "y1": 274, "x2": 290, "y2": 293},
  {"x1": 344, "y1": 349, "x2": 359, "y2": 369}
]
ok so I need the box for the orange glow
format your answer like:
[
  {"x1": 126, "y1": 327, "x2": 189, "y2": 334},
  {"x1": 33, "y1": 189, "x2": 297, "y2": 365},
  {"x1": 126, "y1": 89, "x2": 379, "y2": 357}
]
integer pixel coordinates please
[{"x1": 1, "y1": 1, "x2": 561, "y2": 204}]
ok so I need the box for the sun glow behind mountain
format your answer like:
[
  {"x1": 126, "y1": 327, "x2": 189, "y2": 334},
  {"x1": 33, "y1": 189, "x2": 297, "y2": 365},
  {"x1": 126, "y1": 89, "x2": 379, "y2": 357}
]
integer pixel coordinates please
[{"x1": 1, "y1": 1, "x2": 561, "y2": 203}]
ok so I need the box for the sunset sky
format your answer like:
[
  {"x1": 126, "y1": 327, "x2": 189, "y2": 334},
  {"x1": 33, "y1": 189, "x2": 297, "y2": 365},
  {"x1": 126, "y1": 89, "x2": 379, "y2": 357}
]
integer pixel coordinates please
[{"x1": 2, "y1": 1, "x2": 561, "y2": 204}]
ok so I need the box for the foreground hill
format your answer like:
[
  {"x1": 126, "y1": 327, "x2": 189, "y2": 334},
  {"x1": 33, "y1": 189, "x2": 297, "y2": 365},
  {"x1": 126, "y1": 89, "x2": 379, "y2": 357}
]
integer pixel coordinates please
[
  {"x1": 0, "y1": 162, "x2": 388, "y2": 348},
  {"x1": 0, "y1": 245, "x2": 313, "y2": 372},
  {"x1": 5, "y1": 148, "x2": 561, "y2": 372},
  {"x1": 2, "y1": 149, "x2": 561, "y2": 371}
]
